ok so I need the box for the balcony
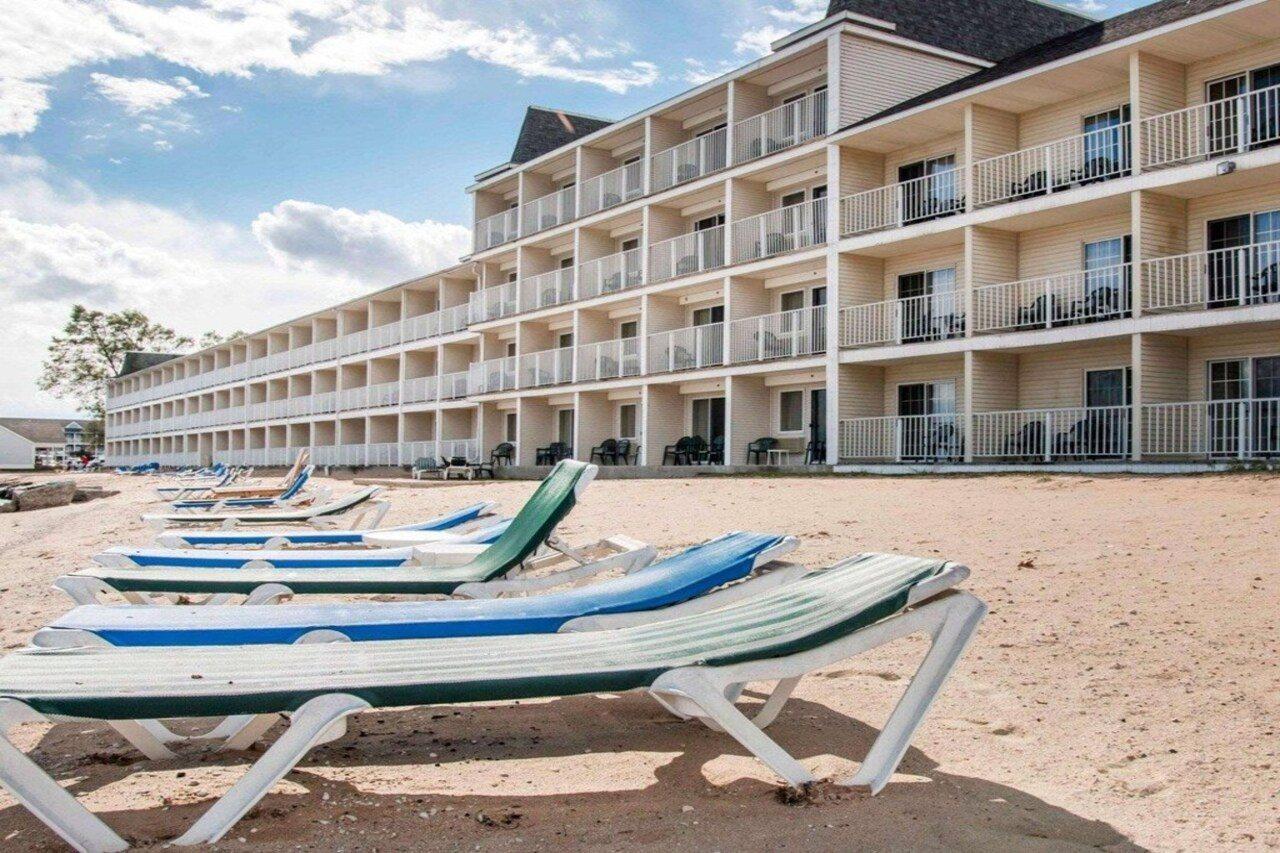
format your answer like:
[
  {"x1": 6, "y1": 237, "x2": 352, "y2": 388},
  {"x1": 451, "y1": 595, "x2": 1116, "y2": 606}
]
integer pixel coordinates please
[
  {"x1": 311, "y1": 392, "x2": 336, "y2": 415},
  {"x1": 468, "y1": 356, "x2": 518, "y2": 394},
  {"x1": 403, "y1": 376, "x2": 439, "y2": 404},
  {"x1": 439, "y1": 303, "x2": 471, "y2": 334},
  {"x1": 839, "y1": 292, "x2": 965, "y2": 348},
  {"x1": 401, "y1": 440, "x2": 438, "y2": 464},
  {"x1": 474, "y1": 208, "x2": 518, "y2": 252},
  {"x1": 728, "y1": 305, "x2": 826, "y2": 364},
  {"x1": 520, "y1": 267, "x2": 576, "y2": 312},
  {"x1": 337, "y1": 386, "x2": 368, "y2": 411},
  {"x1": 403, "y1": 311, "x2": 441, "y2": 343},
  {"x1": 1142, "y1": 83, "x2": 1280, "y2": 170},
  {"x1": 732, "y1": 89, "x2": 828, "y2": 165},
  {"x1": 839, "y1": 169, "x2": 964, "y2": 237},
  {"x1": 578, "y1": 248, "x2": 643, "y2": 299},
  {"x1": 1144, "y1": 399, "x2": 1279, "y2": 459},
  {"x1": 440, "y1": 438, "x2": 480, "y2": 462},
  {"x1": 651, "y1": 127, "x2": 728, "y2": 193},
  {"x1": 647, "y1": 323, "x2": 724, "y2": 374},
  {"x1": 972, "y1": 124, "x2": 1132, "y2": 209},
  {"x1": 468, "y1": 282, "x2": 519, "y2": 323},
  {"x1": 971, "y1": 406, "x2": 1131, "y2": 460},
  {"x1": 520, "y1": 186, "x2": 576, "y2": 237},
  {"x1": 365, "y1": 381, "x2": 400, "y2": 408},
  {"x1": 520, "y1": 347, "x2": 575, "y2": 388},
  {"x1": 576, "y1": 338, "x2": 641, "y2": 381},
  {"x1": 580, "y1": 161, "x2": 644, "y2": 216},
  {"x1": 340, "y1": 329, "x2": 370, "y2": 357},
  {"x1": 649, "y1": 225, "x2": 726, "y2": 284},
  {"x1": 973, "y1": 263, "x2": 1132, "y2": 333},
  {"x1": 839, "y1": 414, "x2": 964, "y2": 462},
  {"x1": 732, "y1": 197, "x2": 827, "y2": 264},
  {"x1": 1142, "y1": 241, "x2": 1280, "y2": 313},
  {"x1": 440, "y1": 369, "x2": 471, "y2": 400}
]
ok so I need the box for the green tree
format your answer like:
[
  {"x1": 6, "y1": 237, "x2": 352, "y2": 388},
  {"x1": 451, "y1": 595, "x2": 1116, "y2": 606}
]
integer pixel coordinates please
[
  {"x1": 198, "y1": 329, "x2": 245, "y2": 349},
  {"x1": 38, "y1": 305, "x2": 193, "y2": 419}
]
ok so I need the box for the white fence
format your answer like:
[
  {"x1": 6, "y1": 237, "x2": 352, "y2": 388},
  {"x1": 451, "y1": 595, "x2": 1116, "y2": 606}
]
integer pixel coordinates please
[
  {"x1": 971, "y1": 406, "x2": 1131, "y2": 459},
  {"x1": 651, "y1": 127, "x2": 728, "y2": 192},
  {"x1": 520, "y1": 186, "x2": 576, "y2": 236},
  {"x1": 731, "y1": 197, "x2": 827, "y2": 264},
  {"x1": 440, "y1": 370, "x2": 470, "y2": 400},
  {"x1": 1142, "y1": 84, "x2": 1280, "y2": 169},
  {"x1": 972, "y1": 124, "x2": 1131, "y2": 208},
  {"x1": 839, "y1": 169, "x2": 964, "y2": 237},
  {"x1": 1143, "y1": 399, "x2": 1280, "y2": 458},
  {"x1": 973, "y1": 264, "x2": 1132, "y2": 333},
  {"x1": 647, "y1": 323, "x2": 724, "y2": 374},
  {"x1": 521, "y1": 267, "x2": 576, "y2": 311},
  {"x1": 1142, "y1": 241, "x2": 1280, "y2": 312},
  {"x1": 732, "y1": 90, "x2": 828, "y2": 164},
  {"x1": 580, "y1": 160, "x2": 644, "y2": 216},
  {"x1": 838, "y1": 414, "x2": 964, "y2": 461},
  {"x1": 728, "y1": 306, "x2": 826, "y2": 363},
  {"x1": 468, "y1": 282, "x2": 519, "y2": 323},
  {"x1": 440, "y1": 438, "x2": 480, "y2": 462},
  {"x1": 649, "y1": 225, "x2": 725, "y2": 283},
  {"x1": 474, "y1": 208, "x2": 519, "y2": 252},
  {"x1": 468, "y1": 357, "x2": 518, "y2": 394},
  {"x1": 576, "y1": 337, "x2": 641, "y2": 381},
  {"x1": 403, "y1": 376, "x2": 438, "y2": 404},
  {"x1": 839, "y1": 292, "x2": 965, "y2": 347},
  {"x1": 520, "y1": 348, "x2": 575, "y2": 388},
  {"x1": 578, "y1": 248, "x2": 643, "y2": 299}
]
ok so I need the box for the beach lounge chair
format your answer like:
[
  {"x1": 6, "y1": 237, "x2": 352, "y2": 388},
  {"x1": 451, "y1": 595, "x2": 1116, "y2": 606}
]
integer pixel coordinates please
[
  {"x1": 0, "y1": 552, "x2": 985, "y2": 851},
  {"x1": 140, "y1": 486, "x2": 385, "y2": 531},
  {"x1": 168, "y1": 467, "x2": 317, "y2": 512},
  {"x1": 60, "y1": 461, "x2": 627, "y2": 604},
  {"x1": 153, "y1": 467, "x2": 239, "y2": 501},
  {"x1": 38, "y1": 532, "x2": 798, "y2": 647},
  {"x1": 154, "y1": 500, "x2": 498, "y2": 548},
  {"x1": 204, "y1": 452, "x2": 309, "y2": 499}
]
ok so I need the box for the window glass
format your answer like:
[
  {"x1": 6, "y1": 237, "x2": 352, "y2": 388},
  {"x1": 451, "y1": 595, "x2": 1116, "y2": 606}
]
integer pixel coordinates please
[
  {"x1": 505, "y1": 412, "x2": 518, "y2": 441},
  {"x1": 619, "y1": 404, "x2": 638, "y2": 438},
  {"x1": 620, "y1": 321, "x2": 638, "y2": 338},
  {"x1": 779, "y1": 390, "x2": 803, "y2": 432}
]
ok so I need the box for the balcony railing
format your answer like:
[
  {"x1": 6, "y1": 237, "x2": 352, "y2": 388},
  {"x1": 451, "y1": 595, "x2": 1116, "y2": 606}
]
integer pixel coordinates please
[
  {"x1": 440, "y1": 370, "x2": 470, "y2": 400},
  {"x1": 649, "y1": 225, "x2": 726, "y2": 284},
  {"x1": 732, "y1": 89, "x2": 828, "y2": 165},
  {"x1": 576, "y1": 337, "x2": 641, "y2": 382},
  {"x1": 651, "y1": 127, "x2": 728, "y2": 192},
  {"x1": 474, "y1": 208, "x2": 519, "y2": 252},
  {"x1": 311, "y1": 391, "x2": 337, "y2": 415},
  {"x1": 468, "y1": 357, "x2": 518, "y2": 394},
  {"x1": 314, "y1": 338, "x2": 340, "y2": 362},
  {"x1": 368, "y1": 320, "x2": 402, "y2": 351},
  {"x1": 520, "y1": 347, "x2": 575, "y2": 388},
  {"x1": 972, "y1": 124, "x2": 1132, "y2": 208},
  {"x1": 365, "y1": 381, "x2": 399, "y2": 408},
  {"x1": 972, "y1": 406, "x2": 1131, "y2": 460},
  {"x1": 839, "y1": 292, "x2": 965, "y2": 348},
  {"x1": 468, "y1": 282, "x2": 519, "y2": 323},
  {"x1": 440, "y1": 438, "x2": 480, "y2": 463},
  {"x1": 732, "y1": 197, "x2": 827, "y2": 264},
  {"x1": 580, "y1": 160, "x2": 644, "y2": 216},
  {"x1": 402, "y1": 311, "x2": 440, "y2": 343},
  {"x1": 728, "y1": 305, "x2": 826, "y2": 364},
  {"x1": 401, "y1": 440, "x2": 438, "y2": 465},
  {"x1": 403, "y1": 376, "x2": 438, "y2": 404},
  {"x1": 520, "y1": 186, "x2": 576, "y2": 237},
  {"x1": 647, "y1": 323, "x2": 724, "y2": 374},
  {"x1": 1144, "y1": 399, "x2": 1280, "y2": 458},
  {"x1": 973, "y1": 263, "x2": 1132, "y2": 333},
  {"x1": 1142, "y1": 241, "x2": 1280, "y2": 312},
  {"x1": 440, "y1": 303, "x2": 470, "y2": 334},
  {"x1": 340, "y1": 329, "x2": 370, "y2": 357},
  {"x1": 839, "y1": 414, "x2": 964, "y2": 462},
  {"x1": 578, "y1": 248, "x2": 643, "y2": 299},
  {"x1": 1142, "y1": 84, "x2": 1280, "y2": 169},
  {"x1": 521, "y1": 267, "x2": 576, "y2": 312},
  {"x1": 839, "y1": 169, "x2": 964, "y2": 237}
]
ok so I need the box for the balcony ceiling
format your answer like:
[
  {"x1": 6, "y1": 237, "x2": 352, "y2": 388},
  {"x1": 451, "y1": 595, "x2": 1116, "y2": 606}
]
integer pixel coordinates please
[
  {"x1": 740, "y1": 43, "x2": 826, "y2": 91},
  {"x1": 1142, "y1": 0, "x2": 1280, "y2": 65}
]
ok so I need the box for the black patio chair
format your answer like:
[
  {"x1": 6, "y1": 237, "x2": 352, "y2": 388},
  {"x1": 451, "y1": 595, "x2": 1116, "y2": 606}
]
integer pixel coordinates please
[
  {"x1": 535, "y1": 441, "x2": 569, "y2": 465},
  {"x1": 1016, "y1": 293, "x2": 1056, "y2": 329},
  {"x1": 745, "y1": 436, "x2": 777, "y2": 464},
  {"x1": 662, "y1": 435, "x2": 696, "y2": 465},
  {"x1": 589, "y1": 438, "x2": 619, "y2": 464},
  {"x1": 613, "y1": 438, "x2": 636, "y2": 465},
  {"x1": 804, "y1": 438, "x2": 826, "y2": 465},
  {"x1": 490, "y1": 442, "x2": 515, "y2": 466},
  {"x1": 700, "y1": 435, "x2": 724, "y2": 465},
  {"x1": 1003, "y1": 421, "x2": 1045, "y2": 460}
]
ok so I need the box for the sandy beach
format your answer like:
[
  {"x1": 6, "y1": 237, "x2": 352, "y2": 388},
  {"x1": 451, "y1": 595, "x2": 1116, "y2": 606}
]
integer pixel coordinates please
[{"x1": 0, "y1": 470, "x2": 1276, "y2": 851}]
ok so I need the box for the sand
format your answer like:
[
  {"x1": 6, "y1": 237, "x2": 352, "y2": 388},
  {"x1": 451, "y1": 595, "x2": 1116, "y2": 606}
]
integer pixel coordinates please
[{"x1": 0, "y1": 470, "x2": 1276, "y2": 851}]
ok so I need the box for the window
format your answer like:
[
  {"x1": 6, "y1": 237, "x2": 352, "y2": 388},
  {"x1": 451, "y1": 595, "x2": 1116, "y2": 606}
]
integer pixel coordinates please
[
  {"x1": 619, "y1": 320, "x2": 638, "y2": 339},
  {"x1": 896, "y1": 381, "x2": 959, "y2": 461},
  {"x1": 897, "y1": 155, "x2": 960, "y2": 224},
  {"x1": 621, "y1": 237, "x2": 639, "y2": 252},
  {"x1": 505, "y1": 341, "x2": 517, "y2": 358},
  {"x1": 1081, "y1": 105, "x2": 1131, "y2": 177},
  {"x1": 694, "y1": 213, "x2": 725, "y2": 231},
  {"x1": 619, "y1": 403, "x2": 638, "y2": 439},
  {"x1": 779, "y1": 390, "x2": 804, "y2": 433},
  {"x1": 691, "y1": 397, "x2": 725, "y2": 442},
  {"x1": 897, "y1": 268, "x2": 960, "y2": 342},
  {"x1": 1084, "y1": 368, "x2": 1131, "y2": 407},
  {"x1": 692, "y1": 305, "x2": 724, "y2": 326},
  {"x1": 1206, "y1": 210, "x2": 1280, "y2": 306},
  {"x1": 781, "y1": 190, "x2": 806, "y2": 208},
  {"x1": 557, "y1": 332, "x2": 574, "y2": 349},
  {"x1": 558, "y1": 256, "x2": 574, "y2": 269},
  {"x1": 1206, "y1": 64, "x2": 1280, "y2": 154},
  {"x1": 1081, "y1": 236, "x2": 1132, "y2": 318},
  {"x1": 504, "y1": 412, "x2": 518, "y2": 442},
  {"x1": 557, "y1": 409, "x2": 575, "y2": 446},
  {"x1": 780, "y1": 290, "x2": 805, "y2": 312}
]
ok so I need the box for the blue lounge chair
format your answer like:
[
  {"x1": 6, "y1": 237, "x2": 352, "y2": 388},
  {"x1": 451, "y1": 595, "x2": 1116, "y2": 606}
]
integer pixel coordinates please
[
  {"x1": 153, "y1": 468, "x2": 238, "y2": 501},
  {"x1": 169, "y1": 466, "x2": 316, "y2": 512}
]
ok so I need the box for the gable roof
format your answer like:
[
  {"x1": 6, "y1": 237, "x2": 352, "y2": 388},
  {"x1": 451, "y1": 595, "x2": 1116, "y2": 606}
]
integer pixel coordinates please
[
  {"x1": 0, "y1": 417, "x2": 94, "y2": 446},
  {"x1": 510, "y1": 106, "x2": 614, "y2": 165},
  {"x1": 825, "y1": 0, "x2": 1092, "y2": 62},
  {"x1": 847, "y1": 0, "x2": 1242, "y2": 129},
  {"x1": 118, "y1": 351, "x2": 182, "y2": 378}
]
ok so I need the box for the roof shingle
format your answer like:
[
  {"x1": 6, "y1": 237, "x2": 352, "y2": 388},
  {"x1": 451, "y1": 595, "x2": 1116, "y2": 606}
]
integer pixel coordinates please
[{"x1": 510, "y1": 106, "x2": 613, "y2": 165}]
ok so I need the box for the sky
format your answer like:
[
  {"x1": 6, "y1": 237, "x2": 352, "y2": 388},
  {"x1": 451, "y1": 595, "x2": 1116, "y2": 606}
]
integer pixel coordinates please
[{"x1": 0, "y1": 0, "x2": 1140, "y2": 418}]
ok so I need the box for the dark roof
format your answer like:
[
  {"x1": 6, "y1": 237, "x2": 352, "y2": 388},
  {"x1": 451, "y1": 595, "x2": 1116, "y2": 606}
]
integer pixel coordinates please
[
  {"x1": 118, "y1": 351, "x2": 181, "y2": 378},
  {"x1": 848, "y1": 0, "x2": 1242, "y2": 129},
  {"x1": 510, "y1": 107, "x2": 613, "y2": 165},
  {"x1": 0, "y1": 417, "x2": 98, "y2": 445},
  {"x1": 826, "y1": 0, "x2": 1091, "y2": 62}
]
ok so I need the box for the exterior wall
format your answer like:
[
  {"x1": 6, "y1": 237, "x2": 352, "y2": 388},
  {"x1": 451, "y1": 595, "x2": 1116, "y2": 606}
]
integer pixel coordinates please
[
  {"x1": 1184, "y1": 327, "x2": 1280, "y2": 400},
  {"x1": 1140, "y1": 333, "x2": 1190, "y2": 403},
  {"x1": 1185, "y1": 184, "x2": 1280, "y2": 252},
  {"x1": 727, "y1": 374, "x2": 771, "y2": 462},
  {"x1": 838, "y1": 34, "x2": 977, "y2": 126},
  {"x1": 0, "y1": 427, "x2": 35, "y2": 470},
  {"x1": 882, "y1": 356, "x2": 965, "y2": 412},
  {"x1": 882, "y1": 245, "x2": 965, "y2": 300},
  {"x1": 1016, "y1": 339, "x2": 1131, "y2": 409},
  {"x1": 969, "y1": 352, "x2": 1020, "y2": 411},
  {"x1": 1018, "y1": 213, "x2": 1131, "y2": 280},
  {"x1": 1017, "y1": 86, "x2": 1130, "y2": 149}
]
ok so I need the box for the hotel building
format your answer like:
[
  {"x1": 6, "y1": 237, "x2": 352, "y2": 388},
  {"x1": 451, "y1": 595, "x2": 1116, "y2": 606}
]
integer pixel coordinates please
[{"x1": 104, "y1": 0, "x2": 1280, "y2": 470}]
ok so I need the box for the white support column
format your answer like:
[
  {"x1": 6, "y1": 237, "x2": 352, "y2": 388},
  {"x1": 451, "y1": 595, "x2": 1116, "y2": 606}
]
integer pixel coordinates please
[
  {"x1": 962, "y1": 350, "x2": 975, "y2": 463},
  {"x1": 824, "y1": 32, "x2": 842, "y2": 135},
  {"x1": 824, "y1": 142, "x2": 842, "y2": 464},
  {"x1": 1128, "y1": 50, "x2": 1143, "y2": 178},
  {"x1": 1131, "y1": 333, "x2": 1144, "y2": 461}
]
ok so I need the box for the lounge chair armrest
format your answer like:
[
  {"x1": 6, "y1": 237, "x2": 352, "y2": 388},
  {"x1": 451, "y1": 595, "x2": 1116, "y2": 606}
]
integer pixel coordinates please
[
  {"x1": 454, "y1": 540, "x2": 657, "y2": 599},
  {"x1": 409, "y1": 543, "x2": 490, "y2": 567}
]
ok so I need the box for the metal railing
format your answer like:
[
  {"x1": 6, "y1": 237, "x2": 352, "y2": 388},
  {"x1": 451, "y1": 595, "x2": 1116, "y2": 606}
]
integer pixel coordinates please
[
  {"x1": 732, "y1": 197, "x2": 827, "y2": 263},
  {"x1": 474, "y1": 208, "x2": 519, "y2": 252},
  {"x1": 728, "y1": 305, "x2": 826, "y2": 363},
  {"x1": 973, "y1": 263, "x2": 1132, "y2": 332},
  {"x1": 400, "y1": 440, "x2": 438, "y2": 464},
  {"x1": 440, "y1": 438, "x2": 480, "y2": 463},
  {"x1": 337, "y1": 386, "x2": 368, "y2": 411},
  {"x1": 402, "y1": 311, "x2": 440, "y2": 342},
  {"x1": 580, "y1": 160, "x2": 644, "y2": 216},
  {"x1": 365, "y1": 381, "x2": 399, "y2": 408},
  {"x1": 649, "y1": 225, "x2": 725, "y2": 283},
  {"x1": 972, "y1": 124, "x2": 1131, "y2": 208},
  {"x1": 578, "y1": 248, "x2": 643, "y2": 299},
  {"x1": 647, "y1": 323, "x2": 724, "y2": 374},
  {"x1": 520, "y1": 347, "x2": 575, "y2": 388},
  {"x1": 1144, "y1": 399, "x2": 1280, "y2": 458},
  {"x1": 439, "y1": 303, "x2": 470, "y2": 334},
  {"x1": 521, "y1": 267, "x2": 576, "y2": 312},
  {"x1": 651, "y1": 127, "x2": 728, "y2": 192},
  {"x1": 576, "y1": 337, "x2": 642, "y2": 381},
  {"x1": 839, "y1": 414, "x2": 964, "y2": 462},
  {"x1": 1142, "y1": 84, "x2": 1280, "y2": 169},
  {"x1": 468, "y1": 282, "x2": 519, "y2": 323},
  {"x1": 366, "y1": 442, "x2": 400, "y2": 466},
  {"x1": 520, "y1": 186, "x2": 576, "y2": 237},
  {"x1": 972, "y1": 406, "x2": 1131, "y2": 460},
  {"x1": 311, "y1": 391, "x2": 337, "y2": 415},
  {"x1": 732, "y1": 89, "x2": 828, "y2": 164},
  {"x1": 468, "y1": 356, "x2": 518, "y2": 394},
  {"x1": 839, "y1": 168, "x2": 964, "y2": 236},
  {"x1": 366, "y1": 320, "x2": 402, "y2": 351},
  {"x1": 440, "y1": 370, "x2": 471, "y2": 400},
  {"x1": 839, "y1": 292, "x2": 965, "y2": 348},
  {"x1": 1142, "y1": 241, "x2": 1280, "y2": 312},
  {"x1": 340, "y1": 329, "x2": 370, "y2": 357},
  {"x1": 403, "y1": 375, "x2": 438, "y2": 404}
]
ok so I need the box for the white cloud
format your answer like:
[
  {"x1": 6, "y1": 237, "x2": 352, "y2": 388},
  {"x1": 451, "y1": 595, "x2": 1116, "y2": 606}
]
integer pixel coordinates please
[
  {"x1": 682, "y1": 58, "x2": 736, "y2": 86},
  {"x1": 252, "y1": 200, "x2": 471, "y2": 283},
  {"x1": 765, "y1": 0, "x2": 827, "y2": 24},
  {"x1": 89, "y1": 73, "x2": 207, "y2": 115},
  {"x1": 0, "y1": 78, "x2": 49, "y2": 136},
  {"x1": 734, "y1": 25, "x2": 790, "y2": 57},
  {"x1": 732, "y1": 0, "x2": 826, "y2": 57}
]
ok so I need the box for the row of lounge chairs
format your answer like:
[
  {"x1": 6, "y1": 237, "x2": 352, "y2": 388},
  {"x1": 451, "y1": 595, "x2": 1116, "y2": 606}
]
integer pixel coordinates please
[{"x1": 0, "y1": 459, "x2": 987, "y2": 850}]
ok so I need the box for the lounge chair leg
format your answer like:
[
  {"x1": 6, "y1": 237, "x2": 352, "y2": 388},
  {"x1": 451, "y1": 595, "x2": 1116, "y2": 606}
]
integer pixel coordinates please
[
  {"x1": 216, "y1": 714, "x2": 284, "y2": 752},
  {"x1": 107, "y1": 720, "x2": 177, "y2": 761},
  {"x1": 0, "y1": 700, "x2": 130, "y2": 853},
  {"x1": 841, "y1": 592, "x2": 986, "y2": 794},
  {"x1": 171, "y1": 693, "x2": 369, "y2": 847}
]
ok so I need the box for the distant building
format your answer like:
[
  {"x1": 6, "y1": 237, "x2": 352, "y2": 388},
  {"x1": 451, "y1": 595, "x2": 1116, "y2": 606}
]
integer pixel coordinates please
[{"x1": 0, "y1": 417, "x2": 103, "y2": 470}]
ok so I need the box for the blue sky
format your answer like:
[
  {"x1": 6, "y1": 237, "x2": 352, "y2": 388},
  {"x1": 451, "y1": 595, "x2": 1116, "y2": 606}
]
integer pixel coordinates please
[{"x1": 0, "y1": 0, "x2": 1139, "y2": 416}]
